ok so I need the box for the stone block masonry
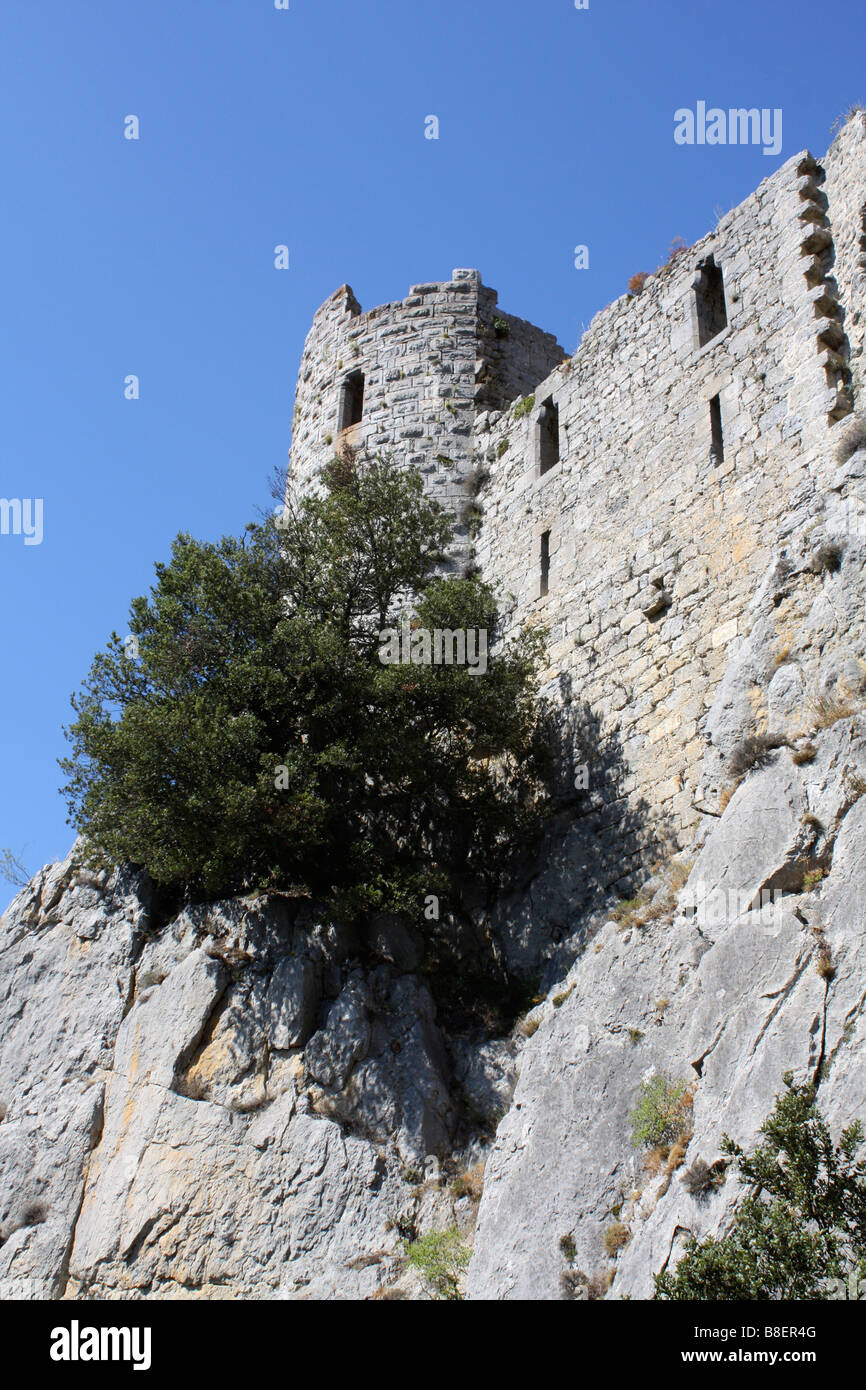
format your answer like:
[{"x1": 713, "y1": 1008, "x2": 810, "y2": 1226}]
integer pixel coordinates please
[
  {"x1": 474, "y1": 119, "x2": 866, "y2": 865},
  {"x1": 823, "y1": 114, "x2": 866, "y2": 406},
  {"x1": 289, "y1": 116, "x2": 866, "y2": 878}
]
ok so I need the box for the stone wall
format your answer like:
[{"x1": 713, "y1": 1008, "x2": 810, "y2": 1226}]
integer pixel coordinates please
[
  {"x1": 823, "y1": 112, "x2": 866, "y2": 406},
  {"x1": 471, "y1": 123, "x2": 866, "y2": 869}
]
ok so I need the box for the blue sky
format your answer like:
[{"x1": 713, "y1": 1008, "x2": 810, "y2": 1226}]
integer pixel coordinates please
[{"x1": 1, "y1": 0, "x2": 864, "y2": 907}]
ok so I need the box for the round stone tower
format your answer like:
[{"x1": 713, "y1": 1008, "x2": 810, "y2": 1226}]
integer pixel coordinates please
[{"x1": 287, "y1": 268, "x2": 565, "y2": 566}]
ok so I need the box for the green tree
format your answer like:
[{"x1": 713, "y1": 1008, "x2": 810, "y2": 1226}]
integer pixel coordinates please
[
  {"x1": 655, "y1": 1076, "x2": 866, "y2": 1299},
  {"x1": 60, "y1": 456, "x2": 551, "y2": 917}
]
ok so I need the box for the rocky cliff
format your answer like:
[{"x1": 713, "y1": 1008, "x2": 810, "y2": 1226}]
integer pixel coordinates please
[{"x1": 3, "y1": 449, "x2": 866, "y2": 1301}]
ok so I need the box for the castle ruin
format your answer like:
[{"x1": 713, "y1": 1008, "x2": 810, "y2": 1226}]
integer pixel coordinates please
[{"x1": 289, "y1": 115, "x2": 866, "y2": 877}]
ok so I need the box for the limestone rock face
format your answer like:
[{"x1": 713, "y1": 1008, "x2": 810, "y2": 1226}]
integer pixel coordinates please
[
  {"x1": 466, "y1": 716, "x2": 866, "y2": 1300},
  {"x1": 3, "y1": 453, "x2": 866, "y2": 1300},
  {"x1": 0, "y1": 862, "x2": 468, "y2": 1299},
  {"x1": 4, "y1": 721, "x2": 866, "y2": 1302},
  {"x1": 0, "y1": 855, "x2": 147, "y2": 1296}
]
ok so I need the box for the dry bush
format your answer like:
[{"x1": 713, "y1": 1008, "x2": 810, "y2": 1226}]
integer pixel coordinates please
[
  {"x1": 451, "y1": 1162, "x2": 485, "y2": 1203},
  {"x1": 628, "y1": 271, "x2": 650, "y2": 296},
  {"x1": 667, "y1": 859, "x2": 692, "y2": 894},
  {"x1": 602, "y1": 1221, "x2": 631, "y2": 1257},
  {"x1": 612, "y1": 858, "x2": 692, "y2": 932},
  {"x1": 612, "y1": 893, "x2": 651, "y2": 929},
  {"x1": 811, "y1": 693, "x2": 857, "y2": 729},
  {"x1": 815, "y1": 941, "x2": 836, "y2": 980},
  {"x1": 811, "y1": 540, "x2": 845, "y2": 574},
  {"x1": 644, "y1": 1144, "x2": 668, "y2": 1177},
  {"x1": 728, "y1": 732, "x2": 788, "y2": 780},
  {"x1": 681, "y1": 1156, "x2": 726, "y2": 1197},
  {"x1": 561, "y1": 1266, "x2": 615, "y2": 1300},
  {"x1": 831, "y1": 105, "x2": 866, "y2": 136},
  {"x1": 666, "y1": 1134, "x2": 692, "y2": 1174},
  {"x1": 834, "y1": 414, "x2": 866, "y2": 463},
  {"x1": 587, "y1": 1268, "x2": 616, "y2": 1298}
]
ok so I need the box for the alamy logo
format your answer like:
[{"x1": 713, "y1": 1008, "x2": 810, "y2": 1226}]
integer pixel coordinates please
[
  {"x1": 0, "y1": 497, "x2": 43, "y2": 546},
  {"x1": 378, "y1": 615, "x2": 488, "y2": 674},
  {"x1": 675, "y1": 103, "x2": 783, "y2": 156},
  {"x1": 826, "y1": 496, "x2": 866, "y2": 540},
  {"x1": 50, "y1": 1320, "x2": 152, "y2": 1371},
  {"x1": 681, "y1": 882, "x2": 788, "y2": 930}
]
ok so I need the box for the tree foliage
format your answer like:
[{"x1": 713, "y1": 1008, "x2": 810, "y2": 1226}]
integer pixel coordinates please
[
  {"x1": 60, "y1": 456, "x2": 552, "y2": 917},
  {"x1": 655, "y1": 1076, "x2": 866, "y2": 1299},
  {"x1": 405, "y1": 1227, "x2": 470, "y2": 1300}
]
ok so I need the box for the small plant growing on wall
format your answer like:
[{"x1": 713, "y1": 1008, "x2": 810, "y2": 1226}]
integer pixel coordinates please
[
  {"x1": 603, "y1": 1221, "x2": 631, "y2": 1257},
  {"x1": 559, "y1": 1233, "x2": 577, "y2": 1264},
  {"x1": 811, "y1": 539, "x2": 845, "y2": 574},
  {"x1": 666, "y1": 236, "x2": 690, "y2": 263},
  {"x1": 728, "y1": 732, "x2": 788, "y2": 780},
  {"x1": 404, "y1": 1228, "x2": 470, "y2": 1300},
  {"x1": 834, "y1": 413, "x2": 866, "y2": 463},
  {"x1": 831, "y1": 104, "x2": 866, "y2": 135},
  {"x1": 630, "y1": 1074, "x2": 691, "y2": 1150}
]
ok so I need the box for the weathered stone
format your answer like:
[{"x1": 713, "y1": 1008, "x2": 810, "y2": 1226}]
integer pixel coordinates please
[
  {"x1": 267, "y1": 955, "x2": 319, "y2": 1050},
  {"x1": 304, "y1": 971, "x2": 370, "y2": 1090},
  {"x1": 467, "y1": 712, "x2": 866, "y2": 1300},
  {"x1": 451, "y1": 1038, "x2": 517, "y2": 1124}
]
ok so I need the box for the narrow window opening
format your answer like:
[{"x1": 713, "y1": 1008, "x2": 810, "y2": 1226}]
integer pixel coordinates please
[
  {"x1": 338, "y1": 370, "x2": 365, "y2": 431},
  {"x1": 538, "y1": 397, "x2": 560, "y2": 476},
  {"x1": 694, "y1": 256, "x2": 728, "y2": 347},
  {"x1": 539, "y1": 530, "x2": 551, "y2": 597},
  {"x1": 709, "y1": 395, "x2": 724, "y2": 465}
]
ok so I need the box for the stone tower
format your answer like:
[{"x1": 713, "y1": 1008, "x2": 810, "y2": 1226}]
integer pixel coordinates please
[{"x1": 287, "y1": 267, "x2": 565, "y2": 565}]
